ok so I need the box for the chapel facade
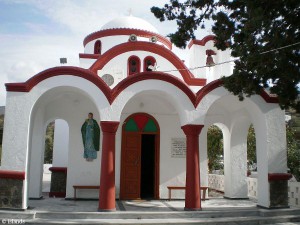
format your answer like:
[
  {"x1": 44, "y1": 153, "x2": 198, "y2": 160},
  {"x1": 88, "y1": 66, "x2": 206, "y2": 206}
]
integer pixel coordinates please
[{"x1": 0, "y1": 15, "x2": 291, "y2": 211}]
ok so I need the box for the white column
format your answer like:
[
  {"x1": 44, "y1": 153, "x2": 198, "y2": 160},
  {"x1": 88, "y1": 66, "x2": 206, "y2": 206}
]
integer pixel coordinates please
[
  {"x1": 224, "y1": 115, "x2": 250, "y2": 198},
  {"x1": 28, "y1": 110, "x2": 45, "y2": 199},
  {"x1": 255, "y1": 107, "x2": 288, "y2": 208},
  {"x1": 199, "y1": 126, "x2": 208, "y2": 191},
  {"x1": 1, "y1": 92, "x2": 34, "y2": 209},
  {"x1": 52, "y1": 119, "x2": 69, "y2": 167}
]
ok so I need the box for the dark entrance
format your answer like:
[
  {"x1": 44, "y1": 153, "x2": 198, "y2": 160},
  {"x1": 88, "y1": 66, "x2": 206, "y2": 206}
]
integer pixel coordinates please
[
  {"x1": 141, "y1": 134, "x2": 155, "y2": 199},
  {"x1": 120, "y1": 113, "x2": 160, "y2": 200}
]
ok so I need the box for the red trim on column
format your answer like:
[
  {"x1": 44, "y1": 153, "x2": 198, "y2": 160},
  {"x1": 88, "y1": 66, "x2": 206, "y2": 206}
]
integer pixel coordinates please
[
  {"x1": 188, "y1": 35, "x2": 215, "y2": 49},
  {"x1": 99, "y1": 121, "x2": 120, "y2": 211},
  {"x1": 268, "y1": 173, "x2": 292, "y2": 181},
  {"x1": 0, "y1": 170, "x2": 25, "y2": 180},
  {"x1": 89, "y1": 41, "x2": 206, "y2": 86},
  {"x1": 181, "y1": 124, "x2": 204, "y2": 210},
  {"x1": 83, "y1": 28, "x2": 172, "y2": 49},
  {"x1": 49, "y1": 167, "x2": 67, "y2": 173},
  {"x1": 79, "y1": 53, "x2": 100, "y2": 59}
]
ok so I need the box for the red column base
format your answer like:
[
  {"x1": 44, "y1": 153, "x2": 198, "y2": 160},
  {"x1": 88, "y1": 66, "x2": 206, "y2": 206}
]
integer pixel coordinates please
[{"x1": 184, "y1": 207, "x2": 202, "y2": 211}]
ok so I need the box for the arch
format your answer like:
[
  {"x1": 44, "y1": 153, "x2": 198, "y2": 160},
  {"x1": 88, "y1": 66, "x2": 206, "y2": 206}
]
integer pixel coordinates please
[
  {"x1": 109, "y1": 79, "x2": 195, "y2": 124},
  {"x1": 27, "y1": 85, "x2": 101, "y2": 200},
  {"x1": 188, "y1": 35, "x2": 215, "y2": 49},
  {"x1": 94, "y1": 40, "x2": 101, "y2": 54},
  {"x1": 5, "y1": 66, "x2": 111, "y2": 102},
  {"x1": 144, "y1": 56, "x2": 156, "y2": 72},
  {"x1": 127, "y1": 55, "x2": 141, "y2": 76},
  {"x1": 89, "y1": 41, "x2": 206, "y2": 86},
  {"x1": 120, "y1": 113, "x2": 160, "y2": 200},
  {"x1": 5, "y1": 67, "x2": 278, "y2": 112}
]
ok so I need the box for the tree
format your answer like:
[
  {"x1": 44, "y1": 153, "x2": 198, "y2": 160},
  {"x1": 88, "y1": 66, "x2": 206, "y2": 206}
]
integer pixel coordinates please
[
  {"x1": 207, "y1": 125, "x2": 223, "y2": 172},
  {"x1": 247, "y1": 125, "x2": 256, "y2": 169},
  {"x1": 44, "y1": 122, "x2": 55, "y2": 164},
  {"x1": 286, "y1": 125, "x2": 300, "y2": 181},
  {"x1": 151, "y1": 0, "x2": 300, "y2": 110}
]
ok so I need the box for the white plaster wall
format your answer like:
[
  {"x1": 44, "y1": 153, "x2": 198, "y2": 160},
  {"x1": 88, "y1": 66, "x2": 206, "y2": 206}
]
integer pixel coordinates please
[
  {"x1": 84, "y1": 36, "x2": 169, "y2": 55},
  {"x1": 98, "y1": 51, "x2": 190, "y2": 88},
  {"x1": 199, "y1": 126, "x2": 208, "y2": 189},
  {"x1": 28, "y1": 106, "x2": 46, "y2": 198},
  {"x1": 104, "y1": 80, "x2": 195, "y2": 124},
  {"x1": 52, "y1": 119, "x2": 69, "y2": 167},
  {"x1": 79, "y1": 58, "x2": 97, "y2": 69}
]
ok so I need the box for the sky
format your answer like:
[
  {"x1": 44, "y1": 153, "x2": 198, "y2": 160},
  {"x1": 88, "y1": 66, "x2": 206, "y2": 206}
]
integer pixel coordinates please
[{"x1": 0, "y1": 0, "x2": 210, "y2": 106}]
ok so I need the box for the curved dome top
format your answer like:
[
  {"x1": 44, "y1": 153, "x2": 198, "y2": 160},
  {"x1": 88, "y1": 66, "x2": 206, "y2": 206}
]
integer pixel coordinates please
[{"x1": 101, "y1": 16, "x2": 159, "y2": 33}]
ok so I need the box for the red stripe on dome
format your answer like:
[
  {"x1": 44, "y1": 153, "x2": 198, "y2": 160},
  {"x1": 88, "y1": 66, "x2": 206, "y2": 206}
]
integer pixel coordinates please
[{"x1": 83, "y1": 28, "x2": 172, "y2": 50}]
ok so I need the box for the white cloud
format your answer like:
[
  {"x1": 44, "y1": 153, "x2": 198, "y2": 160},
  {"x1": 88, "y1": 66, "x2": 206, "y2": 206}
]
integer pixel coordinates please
[{"x1": 0, "y1": 0, "x2": 212, "y2": 106}]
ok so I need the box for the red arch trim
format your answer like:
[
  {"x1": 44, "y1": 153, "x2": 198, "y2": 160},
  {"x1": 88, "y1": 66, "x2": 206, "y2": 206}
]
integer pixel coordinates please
[
  {"x1": 188, "y1": 35, "x2": 215, "y2": 49},
  {"x1": 112, "y1": 71, "x2": 197, "y2": 106},
  {"x1": 5, "y1": 66, "x2": 112, "y2": 102},
  {"x1": 89, "y1": 41, "x2": 206, "y2": 86},
  {"x1": 5, "y1": 67, "x2": 278, "y2": 107},
  {"x1": 83, "y1": 28, "x2": 172, "y2": 49}
]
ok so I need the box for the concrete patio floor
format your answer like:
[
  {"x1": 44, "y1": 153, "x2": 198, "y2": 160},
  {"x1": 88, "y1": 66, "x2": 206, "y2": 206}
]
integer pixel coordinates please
[
  {"x1": 0, "y1": 196, "x2": 300, "y2": 224},
  {"x1": 28, "y1": 196, "x2": 258, "y2": 212}
]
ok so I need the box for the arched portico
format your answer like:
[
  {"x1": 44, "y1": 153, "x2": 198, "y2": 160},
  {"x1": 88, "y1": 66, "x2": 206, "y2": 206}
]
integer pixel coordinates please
[
  {"x1": 202, "y1": 88, "x2": 289, "y2": 208},
  {"x1": 28, "y1": 86, "x2": 101, "y2": 202}
]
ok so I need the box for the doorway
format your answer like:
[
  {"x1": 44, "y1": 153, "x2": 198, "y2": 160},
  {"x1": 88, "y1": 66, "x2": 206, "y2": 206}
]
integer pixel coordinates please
[
  {"x1": 141, "y1": 134, "x2": 155, "y2": 199},
  {"x1": 120, "y1": 113, "x2": 160, "y2": 200}
]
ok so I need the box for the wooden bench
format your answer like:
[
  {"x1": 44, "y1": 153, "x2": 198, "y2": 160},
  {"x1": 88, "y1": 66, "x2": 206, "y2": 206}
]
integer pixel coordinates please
[
  {"x1": 167, "y1": 186, "x2": 209, "y2": 201},
  {"x1": 73, "y1": 185, "x2": 99, "y2": 200}
]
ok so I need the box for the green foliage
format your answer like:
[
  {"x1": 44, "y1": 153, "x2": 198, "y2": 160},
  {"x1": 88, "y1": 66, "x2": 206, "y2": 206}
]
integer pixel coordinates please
[
  {"x1": 286, "y1": 125, "x2": 300, "y2": 181},
  {"x1": 44, "y1": 122, "x2": 55, "y2": 164},
  {"x1": 151, "y1": 0, "x2": 300, "y2": 110},
  {"x1": 207, "y1": 125, "x2": 223, "y2": 172},
  {"x1": 247, "y1": 125, "x2": 257, "y2": 167}
]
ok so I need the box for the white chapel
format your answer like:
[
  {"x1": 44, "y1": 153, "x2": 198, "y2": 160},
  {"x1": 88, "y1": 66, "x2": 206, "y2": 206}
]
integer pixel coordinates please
[{"x1": 0, "y1": 15, "x2": 290, "y2": 211}]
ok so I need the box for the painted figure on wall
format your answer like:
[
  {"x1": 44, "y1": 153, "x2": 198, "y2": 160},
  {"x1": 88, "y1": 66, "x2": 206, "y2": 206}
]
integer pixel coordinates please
[{"x1": 81, "y1": 112, "x2": 100, "y2": 161}]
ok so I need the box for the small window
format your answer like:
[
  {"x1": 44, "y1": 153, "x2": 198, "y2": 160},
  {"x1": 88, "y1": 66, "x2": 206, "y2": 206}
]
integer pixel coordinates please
[
  {"x1": 128, "y1": 56, "x2": 141, "y2": 76},
  {"x1": 144, "y1": 56, "x2": 156, "y2": 71},
  {"x1": 94, "y1": 40, "x2": 101, "y2": 54}
]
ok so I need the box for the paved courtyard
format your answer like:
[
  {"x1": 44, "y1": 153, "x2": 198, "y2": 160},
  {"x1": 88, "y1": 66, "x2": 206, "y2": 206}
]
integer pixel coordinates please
[{"x1": 28, "y1": 196, "x2": 257, "y2": 212}]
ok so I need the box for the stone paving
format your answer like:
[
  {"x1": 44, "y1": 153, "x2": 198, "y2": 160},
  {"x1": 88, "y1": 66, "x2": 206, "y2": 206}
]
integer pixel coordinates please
[
  {"x1": 28, "y1": 196, "x2": 257, "y2": 212},
  {"x1": 0, "y1": 197, "x2": 299, "y2": 224}
]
